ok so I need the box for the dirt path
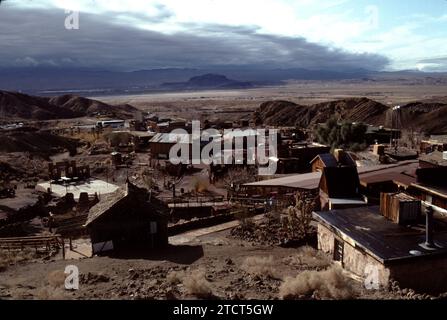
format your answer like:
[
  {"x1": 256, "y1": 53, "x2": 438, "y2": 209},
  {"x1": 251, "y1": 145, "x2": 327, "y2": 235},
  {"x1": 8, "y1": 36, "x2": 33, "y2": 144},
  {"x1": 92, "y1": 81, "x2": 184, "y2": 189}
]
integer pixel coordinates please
[{"x1": 169, "y1": 215, "x2": 264, "y2": 245}]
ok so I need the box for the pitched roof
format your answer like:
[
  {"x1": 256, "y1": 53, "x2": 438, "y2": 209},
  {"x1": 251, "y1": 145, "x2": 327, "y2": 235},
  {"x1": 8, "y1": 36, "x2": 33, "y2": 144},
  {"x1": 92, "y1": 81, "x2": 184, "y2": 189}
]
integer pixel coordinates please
[
  {"x1": 336, "y1": 151, "x2": 356, "y2": 167},
  {"x1": 310, "y1": 153, "x2": 338, "y2": 167},
  {"x1": 85, "y1": 181, "x2": 166, "y2": 226},
  {"x1": 85, "y1": 188, "x2": 127, "y2": 226}
]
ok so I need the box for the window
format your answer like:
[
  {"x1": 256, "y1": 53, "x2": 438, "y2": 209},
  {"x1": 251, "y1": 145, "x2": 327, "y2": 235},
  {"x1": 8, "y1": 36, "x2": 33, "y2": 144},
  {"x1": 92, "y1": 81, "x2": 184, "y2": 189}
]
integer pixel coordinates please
[{"x1": 334, "y1": 238, "x2": 344, "y2": 263}]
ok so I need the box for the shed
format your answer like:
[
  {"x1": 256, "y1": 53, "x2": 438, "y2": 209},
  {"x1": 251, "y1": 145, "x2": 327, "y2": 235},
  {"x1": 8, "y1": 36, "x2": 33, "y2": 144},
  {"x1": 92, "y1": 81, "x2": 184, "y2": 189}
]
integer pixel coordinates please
[{"x1": 85, "y1": 181, "x2": 168, "y2": 255}]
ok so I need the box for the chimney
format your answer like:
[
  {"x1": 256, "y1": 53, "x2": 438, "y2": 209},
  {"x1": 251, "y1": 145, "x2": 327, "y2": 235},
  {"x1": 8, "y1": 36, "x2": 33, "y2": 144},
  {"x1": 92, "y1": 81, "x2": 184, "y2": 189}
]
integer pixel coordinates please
[{"x1": 425, "y1": 206, "x2": 435, "y2": 249}]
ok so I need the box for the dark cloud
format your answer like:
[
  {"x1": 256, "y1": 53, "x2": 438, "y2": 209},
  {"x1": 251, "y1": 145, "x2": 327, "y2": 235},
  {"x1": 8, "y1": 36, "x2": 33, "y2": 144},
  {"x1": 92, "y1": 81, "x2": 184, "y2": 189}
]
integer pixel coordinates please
[{"x1": 0, "y1": 7, "x2": 390, "y2": 71}]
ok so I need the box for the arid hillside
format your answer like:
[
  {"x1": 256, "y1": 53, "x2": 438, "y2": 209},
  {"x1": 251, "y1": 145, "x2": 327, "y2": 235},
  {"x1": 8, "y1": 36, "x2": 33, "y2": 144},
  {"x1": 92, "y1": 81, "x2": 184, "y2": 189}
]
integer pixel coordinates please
[
  {"x1": 0, "y1": 128, "x2": 81, "y2": 156},
  {"x1": 254, "y1": 97, "x2": 447, "y2": 133},
  {"x1": 0, "y1": 91, "x2": 138, "y2": 120}
]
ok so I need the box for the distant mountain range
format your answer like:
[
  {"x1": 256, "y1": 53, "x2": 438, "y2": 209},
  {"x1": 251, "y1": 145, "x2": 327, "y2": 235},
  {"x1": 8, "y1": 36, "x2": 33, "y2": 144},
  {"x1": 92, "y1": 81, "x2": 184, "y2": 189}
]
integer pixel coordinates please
[
  {"x1": 161, "y1": 74, "x2": 254, "y2": 90},
  {"x1": 1, "y1": 66, "x2": 446, "y2": 96},
  {"x1": 0, "y1": 90, "x2": 138, "y2": 120},
  {"x1": 254, "y1": 97, "x2": 447, "y2": 134}
]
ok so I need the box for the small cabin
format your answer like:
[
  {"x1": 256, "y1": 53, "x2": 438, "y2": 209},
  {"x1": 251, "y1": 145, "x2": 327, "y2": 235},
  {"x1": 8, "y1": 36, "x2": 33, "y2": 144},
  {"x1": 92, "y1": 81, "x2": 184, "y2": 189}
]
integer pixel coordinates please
[{"x1": 85, "y1": 182, "x2": 168, "y2": 255}]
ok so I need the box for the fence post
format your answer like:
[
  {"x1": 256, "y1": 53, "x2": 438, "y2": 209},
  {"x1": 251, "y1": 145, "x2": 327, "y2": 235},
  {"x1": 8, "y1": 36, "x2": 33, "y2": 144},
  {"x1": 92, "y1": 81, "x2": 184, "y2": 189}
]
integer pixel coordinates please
[{"x1": 61, "y1": 238, "x2": 65, "y2": 260}]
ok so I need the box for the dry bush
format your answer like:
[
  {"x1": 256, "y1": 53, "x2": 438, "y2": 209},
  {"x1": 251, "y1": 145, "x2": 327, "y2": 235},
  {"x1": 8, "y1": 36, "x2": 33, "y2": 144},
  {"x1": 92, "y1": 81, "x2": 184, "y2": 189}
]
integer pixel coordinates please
[
  {"x1": 36, "y1": 286, "x2": 66, "y2": 300},
  {"x1": 234, "y1": 206, "x2": 255, "y2": 232},
  {"x1": 104, "y1": 131, "x2": 132, "y2": 148},
  {"x1": 191, "y1": 177, "x2": 210, "y2": 193},
  {"x1": 241, "y1": 256, "x2": 279, "y2": 279},
  {"x1": 182, "y1": 269, "x2": 214, "y2": 299},
  {"x1": 71, "y1": 131, "x2": 104, "y2": 144},
  {"x1": 47, "y1": 270, "x2": 66, "y2": 288},
  {"x1": 284, "y1": 194, "x2": 317, "y2": 238},
  {"x1": 0, "y1": 249, "x2": 38, "y2": 272},
  {"x1": 283, "y1": 246, "x2": 331, "y2": 269},
  {"x1": 279, "y1": 265, "x2": 356, "y2": 300},
  {"x1": 166, "y1": 270, "x2": 185, "y2": 285},
  {"x1": 36, "y1": 270, "x2": 68, "y2": 300}
]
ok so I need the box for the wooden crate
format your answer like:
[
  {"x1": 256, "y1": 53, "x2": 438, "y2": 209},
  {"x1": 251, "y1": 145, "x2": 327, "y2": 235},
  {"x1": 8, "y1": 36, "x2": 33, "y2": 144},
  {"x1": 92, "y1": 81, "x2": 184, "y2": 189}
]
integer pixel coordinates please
[{"x1": 380, "y1": 192, "x2": 421, "y2": 225}]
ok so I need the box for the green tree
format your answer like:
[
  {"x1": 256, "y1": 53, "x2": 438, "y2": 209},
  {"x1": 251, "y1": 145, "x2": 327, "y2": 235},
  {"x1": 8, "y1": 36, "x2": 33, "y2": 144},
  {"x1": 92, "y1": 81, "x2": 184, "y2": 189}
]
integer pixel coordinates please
[{"x1": 314, "y1": 116, "x2": 367, "y2": 151}]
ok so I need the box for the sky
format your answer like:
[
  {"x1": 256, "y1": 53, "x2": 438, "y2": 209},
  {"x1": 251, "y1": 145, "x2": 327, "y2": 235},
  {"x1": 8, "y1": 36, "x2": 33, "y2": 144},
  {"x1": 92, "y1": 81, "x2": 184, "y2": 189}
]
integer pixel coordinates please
[{"x1": 1, "y1": 0, "x2": 446, "y2": 72}]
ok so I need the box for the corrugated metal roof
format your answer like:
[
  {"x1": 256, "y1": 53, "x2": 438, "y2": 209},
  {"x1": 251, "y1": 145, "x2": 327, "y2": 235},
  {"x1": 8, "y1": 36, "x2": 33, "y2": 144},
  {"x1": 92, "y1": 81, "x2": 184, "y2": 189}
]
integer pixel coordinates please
[
  {"x1": 244, "y1": 172, "x2": 322, "y2": 190},
  {"x1": 243, "y1": 161, "x2": 419, "y2": 191},
  {"x1": 359, "y1": 162, "x2": 418, "y2": 187},
  {"x1": 150, "y1": 133, "x2": 191, "y2": 144}
]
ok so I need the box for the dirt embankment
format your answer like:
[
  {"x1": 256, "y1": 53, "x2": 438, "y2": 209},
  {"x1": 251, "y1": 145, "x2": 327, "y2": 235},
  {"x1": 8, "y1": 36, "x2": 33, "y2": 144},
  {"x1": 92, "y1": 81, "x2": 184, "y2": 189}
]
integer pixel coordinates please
[{"x1": 255, "y1": 97, "x2": 447, "y2": 134}]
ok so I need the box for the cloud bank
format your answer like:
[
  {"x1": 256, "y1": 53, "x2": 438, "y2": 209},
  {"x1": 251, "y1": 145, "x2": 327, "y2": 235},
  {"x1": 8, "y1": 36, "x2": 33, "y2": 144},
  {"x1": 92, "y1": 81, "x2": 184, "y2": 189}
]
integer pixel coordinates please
[{"x1": 0, "y1": 7, "x2": 389, "y2": 71}]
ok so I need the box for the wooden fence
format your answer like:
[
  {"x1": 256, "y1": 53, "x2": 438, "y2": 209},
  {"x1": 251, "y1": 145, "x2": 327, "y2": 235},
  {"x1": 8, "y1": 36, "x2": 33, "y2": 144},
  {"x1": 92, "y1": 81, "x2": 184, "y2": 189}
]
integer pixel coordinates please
[{"x1": 0, "y1": 235, "x2": 64, "y2": 256}]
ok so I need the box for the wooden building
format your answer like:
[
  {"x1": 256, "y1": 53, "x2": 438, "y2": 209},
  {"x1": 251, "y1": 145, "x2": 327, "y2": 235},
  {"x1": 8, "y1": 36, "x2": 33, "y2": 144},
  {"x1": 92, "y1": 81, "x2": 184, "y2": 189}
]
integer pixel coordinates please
[
  {"x1": 359, "y1": 162, "x2": 418, "y2": 204},
  {"x1": 314, "y1": 203, "x2": 447, "y2": 294},
  {"x1": 149, "y1": 133, "x2": 192, "y2": 160},
  {"x1": 49, "y1": 160, "x2": 90, "y2": 182},
  {"x1": 407, "y1": 166, "x2": 447, "y2": 211},
  {"x1": 310, "y1": 150, "x2": 356, "y2": 173},
  {"x1": 85, "y1": 182, "x2": 168, "y2": 255}
]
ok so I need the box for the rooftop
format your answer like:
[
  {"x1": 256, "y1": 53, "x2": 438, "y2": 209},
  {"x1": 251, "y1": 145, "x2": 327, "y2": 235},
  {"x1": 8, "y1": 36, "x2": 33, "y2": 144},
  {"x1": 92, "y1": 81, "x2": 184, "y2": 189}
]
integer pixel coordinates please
[
  {"x1": 359, "y1": 162, "x2": 418, "y2": 188},
  {"x1": 150, "y1": 133, "x2": 191, "y2": 144},
  {"x1": 244, "y1": 171, "x2": 322, "y2": 190},
  {"x1": 411, "y1": 183, "x2": 447, "y2": 199},
  {"x1": 36, "y1": 179, "x2": 120, "y2": 200},
  {"x1": 420, "y1": 151, "x2": 447, "y2": 167},
  {"x1": 313, "y1": 206, "x2": 447, "y2": 264},
  {"x1": 244, "y1": 161, "x2": 418, "y2": 191},
  {"x1": 85, "y1": 188, "x2": 127, "y2": 226},
  {"x1": 311, "y1": 153, "x2": 338, "y2": 167}
]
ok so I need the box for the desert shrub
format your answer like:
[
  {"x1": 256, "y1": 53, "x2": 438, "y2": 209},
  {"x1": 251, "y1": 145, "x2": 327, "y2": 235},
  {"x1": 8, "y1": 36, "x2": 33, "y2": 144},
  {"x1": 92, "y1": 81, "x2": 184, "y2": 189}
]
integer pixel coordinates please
[
  {"x1": 183, "y1": 269, "x2": 214, "y2": 299},
  {"x1": 241, "y1": 256, "x2": 278, "y2": 279},
  {"x1": 104, "y1": 132, "x2": 132, "y2": 148},
  {"x1": 279, "y1": 265, "x2": 356, "y2": 300},
  {"x1": 234, "y1": 206, "x2": 255, "y2": 232},
  {"x1": 191, "y1": 177, "x2": 210, "y2": 193},
  {"x1": 47, "y1": 270, "x2": 66, "y2": 288},
  {"x1": 0, "y1": 249, "x2": 38, "y2": 272},
  {"x1": 36, "y1": 286, "x2": 66, "y2": 300},
  {"x1": 284, "y1": 193, "x2": 317, "y2": 238},
  {"x1": 283, "y1": 246, "x2": 331, "y2": 269},
  {"x1": 167, "y1": 270, "x2": 186, "y2": 285}
]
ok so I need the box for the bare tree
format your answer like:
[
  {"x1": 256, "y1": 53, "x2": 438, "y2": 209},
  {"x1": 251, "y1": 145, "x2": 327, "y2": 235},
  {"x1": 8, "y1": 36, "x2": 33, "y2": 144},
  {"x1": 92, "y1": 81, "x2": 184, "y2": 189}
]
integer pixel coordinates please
[{"x1": 284, "y1": 193, "x2": 317, "y2": 238}]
